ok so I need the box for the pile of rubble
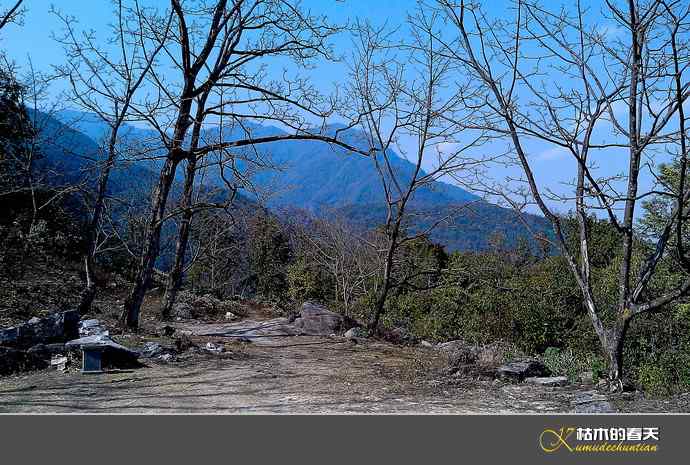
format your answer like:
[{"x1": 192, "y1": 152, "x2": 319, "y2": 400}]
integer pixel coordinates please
[{"x1": 0, "y1": 311, "x2": 176, "y2": 376}]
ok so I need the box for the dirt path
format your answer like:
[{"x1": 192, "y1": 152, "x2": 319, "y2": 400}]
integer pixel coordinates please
[
  {"x1": 0, "y1": 319, "x2": 604, "y2": 414},
  {"x1": 4, "y1": 309, "x2": 677, "y2": 414}
]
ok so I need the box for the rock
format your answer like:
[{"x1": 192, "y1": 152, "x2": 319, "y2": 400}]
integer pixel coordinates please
[
  {"x1": 140, "y1": 342, "x2": 165, "y2": 358},
  {"x1": 475, "y1": 343, "x2": 506, "y2": 366},
  {"x1": 292, "y1": 302, "x2": 344, "y2": 336},
  {"x1": 26, "y1": 343, "x2": 66, "y2": 358},
  {"x1": 435, "y1": 339, "x2": 469, "y2": 354},
  {"x1": 436, "y1": 339, "x2": 466, "y2": 352},
  {"x1": 579, "y1": 371, "x2": 595, "y2": 384},
  {"x1": 0, "y1": 347, "x2": 48, "y2": 375},
  {"x1": 344, "y1": 327, "x2": 366, "y2": 339},
  {"x1": 525, "y1": 376, "x2": 569, "y2": 387},
  {"x1": 204, "y1": 342, "x2": 225, "y2": 353},
  {"x1": 79, "y1": 319, "x2": 109, "y2": 337},
  {"x1": 496, "y1": 359, "x2": 548, "y2": 382},
  {"x1": 0, "y1": 327, "x2": 18, "y2": 346},
  {"x1": 224, "y1": 311, "x2": 239, "y2": 321},
  {"x1": 438, "y1": 340, "x2": 480, "y2": 365},
  {"x1": 572, "y1": 391, "x2": 616, "y2": 413},
  {"x1": 50, "y1": 355, "x2": 68, "y2": 371},
  {"x1": 171, "y1": 302, "x2": 194, "y2": 320},
  {"x1": 385, "y1": 326, "x2": 416, "y2": 344},
  {"x1": 65, "y1": 335, "x2": 140, "y2": 368},
  {"x1": 420, "y1": 340, "x2": 434, "y2": 348},
  {"x1": 158, "y1": 353, "x2": 174, "y2": 362},
  {"x1": 0, "y1": 311, "x2": 79, "y2": 349}
]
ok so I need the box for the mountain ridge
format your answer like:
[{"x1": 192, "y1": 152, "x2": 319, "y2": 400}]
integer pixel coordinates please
[{"x1": 42, "y1": 109, "x2": 549, "y2": 251}]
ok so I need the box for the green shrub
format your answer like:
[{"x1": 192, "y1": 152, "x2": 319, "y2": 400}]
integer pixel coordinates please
[
  {"x1": 541, "y1": 347, "x2": 606, "y2": 382},
  {"x1": 637, "y1": 362, "x2": 671, "y2": 397}
]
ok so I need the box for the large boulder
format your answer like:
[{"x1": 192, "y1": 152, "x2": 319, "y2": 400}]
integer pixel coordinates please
[
  {"x1": 0, "y1": 311, "x2": 79, "y2": 349},
  {"x1": 496, "y1": 359, "x2": 548, "y2": 382},
  {"x1": 292, "y1": 302, "x2": 344, "y2": 336},
  {"x1": 0, "y1": 347, "x2": 48, "y2": 376},
  {"x1": 437, "y1": 340, "x2": 481, "y2": 365}
]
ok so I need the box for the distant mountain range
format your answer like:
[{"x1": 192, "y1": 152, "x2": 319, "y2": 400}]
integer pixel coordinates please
[{"x1": 33, "y1": 109, "x2": 550, "y2": 252}]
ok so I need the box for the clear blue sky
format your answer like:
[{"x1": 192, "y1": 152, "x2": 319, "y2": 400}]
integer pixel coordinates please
[{"x1": 0, "y1": 0, "x2": 665, "y2": 218}]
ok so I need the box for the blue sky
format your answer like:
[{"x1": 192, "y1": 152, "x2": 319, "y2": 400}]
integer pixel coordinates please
[{"x1": 0, "y1": 0, "x2": 669, "y2": 218}]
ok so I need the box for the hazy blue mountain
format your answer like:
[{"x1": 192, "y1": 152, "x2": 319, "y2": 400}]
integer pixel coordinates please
[{"x1": 46, "y1": 110, "x2": 549, "y2": 251}]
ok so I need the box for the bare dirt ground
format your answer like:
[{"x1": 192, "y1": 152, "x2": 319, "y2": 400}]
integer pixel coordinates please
[{"x1": 1, "y1": 308, "x2": 688, "y2": 414}]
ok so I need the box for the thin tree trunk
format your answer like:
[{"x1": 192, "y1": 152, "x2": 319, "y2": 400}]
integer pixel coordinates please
[
  {"x1": 160, "y1": 156, "x2": 197, "y2": 319},
  {"x1": 77, "y1": 138, "x2": 118, "y2": 315},
  {"x1": 368, "y1": 236, "x2": 397, "y2": 333},
  {"x1": 120, "y1": 155, "x2": 180, "y2": 328}
]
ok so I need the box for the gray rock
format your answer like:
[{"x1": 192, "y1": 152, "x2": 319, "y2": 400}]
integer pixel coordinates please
[
  {"x1": 436, "y1": 339, "x2": 466, "y2": 352},
  {"x1": 0, "y1": 327, "x2": 18, "y2": 346},
  {"x1": 50, "y1": 355, "x2": 68, "y2": 371},
  {"x1": 386, "y1": 326, "x2": 416, "y2": 344},
  {"x1": 292, "y1": 302, "x2": 344, "y2": 336},
  {"x1": 525, "y1": 376, "x2": 569, "y2": 387},
  {"x1": 79, "y1": 319, "x2": 109, "y2": 337},
  {"x1": 438, "y1": 340, "x2": 481, "y2": 365},
  {"x1": 224, "y1": 311, "x2": 239, "y2": 321},
  {"x1": 579, "y1": 371, "x2": 595, "y2": 384},
  {"x1": 26, "y1": 343, "x2": 66, "y2": 358},
  {"x1": 420, "y1": 340, "x2": 434, "y2": 348},
  {"x1": 204, "y1": 342, "x2": 225, "y2": 353},
  {"x1": 140, "y1": 342, "x2": 165, "y2": 358},
  {"x1": 496, "y1": 359, "x2": 548, "y2": 382},
  {"x1": 344, "y1": 327, "x2": 366, "y2": 339},
  {"x1": 0, "y1": 311, "x2": 79, "y2": 349},
  {"x1": 572, "y1": 391, "x2": 616, "y2": 413},
  {"x1": 0, "y1": 347, "x2": 48, "y2": 375}
]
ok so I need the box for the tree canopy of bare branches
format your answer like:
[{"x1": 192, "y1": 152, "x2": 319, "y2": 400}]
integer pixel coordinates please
[{"x1": 435, "y1": 0, "x2": 690, "y2": 383}]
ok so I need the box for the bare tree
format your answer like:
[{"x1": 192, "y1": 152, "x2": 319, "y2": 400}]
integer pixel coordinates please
[
  {"x1": 0, "y1": 0, "x2": 23, "y2": 32},
  {"x1": 53, "y1": 0, "x2": 173, "y2": 314},
  {"x1": 349, "y1": 13, "x2": 490, "y2": 332},
  {"x1": 118, "y1": 0, "x2": 372, "y2": 329},
  {"x1": 437, "y1": 0, "x2": 690, "y2": 384},
  {"x1": 289, "y1": 210, "x2": 383, "y2": 314}
]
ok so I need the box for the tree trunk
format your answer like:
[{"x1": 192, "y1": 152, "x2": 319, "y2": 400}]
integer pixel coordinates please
[
  {"x1": 78, "y1": 141, "x2": 116, "y2": 316},
  {"x1": 120, "y1": 156, "x2": 180, "y2": 329},
  {"x1": 368, "y1": 279, "x2": 390, "y2": 334},
  {"x1": 77, "y1": 255, "x2": 97, "y2": 315},
  {"x1": 604, "y1": 318, "x2": 630, "y2": 387},
  {"x1": 368, "y1": 240, "x2": 396, "y2": 333},
  {"x1": 160, "y1": 156, "x2": 197, "y2": 319}
]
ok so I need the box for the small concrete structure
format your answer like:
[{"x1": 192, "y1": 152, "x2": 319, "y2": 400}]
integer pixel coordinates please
[{"x1": 81, "y1": 344, "x2": 107, "y2": 373}]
